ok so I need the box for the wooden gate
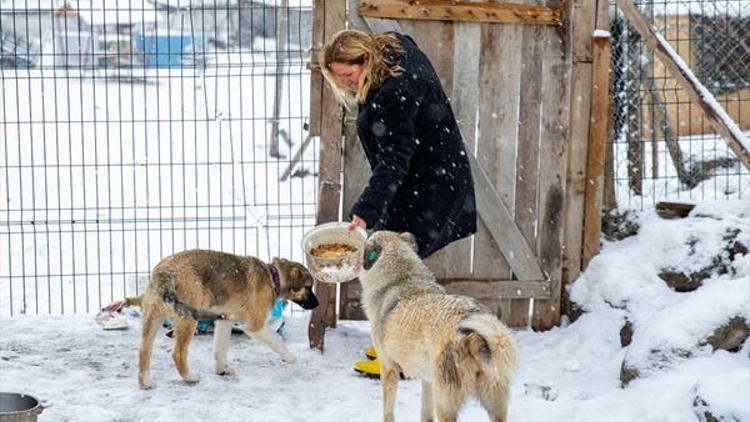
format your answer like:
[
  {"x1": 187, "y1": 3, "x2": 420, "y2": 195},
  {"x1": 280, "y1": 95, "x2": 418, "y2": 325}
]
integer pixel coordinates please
[{"x1": 308, "y1": 0, "x2": 609, "y2": 336}]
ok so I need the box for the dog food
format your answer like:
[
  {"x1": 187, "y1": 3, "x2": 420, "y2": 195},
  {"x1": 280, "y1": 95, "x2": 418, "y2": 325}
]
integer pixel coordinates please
[{"x1": 310, "y1": 243, "x2": 357, "y2": 258}]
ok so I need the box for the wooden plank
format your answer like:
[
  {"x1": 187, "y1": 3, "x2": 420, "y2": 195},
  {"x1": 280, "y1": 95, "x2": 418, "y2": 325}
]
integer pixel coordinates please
[
  {"x1": 561, "y1": 62, "x2": 591, "y2": 287},
  {"x1": 563, "y1": 0, "x2": 600, "y2": 286},
  {"x1": 469, "y1": 153, "x2": 545, "y2": 281},
  {"x1": 441, "y1": 21, "x2": 480, "y2": 279},
  {"x1": 441, "y1": 279, "x2": 553, "y2": 299},
  {"x1": 514, "y1": 21, "x2": 544, "y2": 281},
  {"x1": 532, "y1": 23, "x2": 570, "y2": 330},
  {"x1": 359, "y1": 0, "x2": 563, "y2": 26},
  {"x1": 411, "y1": 20, "x2": 455, "y2": 96},
  {"x1": 570, "y1": 0, "x2": 598, "y2": 63},
  {"x1": 348, "y1": 0, "x2": 404, "y2": 32},
  {"x1": 595, "y1": 0, "x2": 609, "y2": 30},
  {"x1": 308, "y1": 0, "x2": 347, "y2": 352},
  {"x1": 474, "y1": 22, "x2": 520, "y2": 280},
  {"x1": 513, "y1": 15, "x2": 546, "y2": 327},
  {"x1": 614, "y1": 0, "x2": 750, "y2": 170},
  {"x1": 475, "y1": 20, "x2": 524, "y2": 325},
  {"x1": 582, "y1": 33, "x2": 611, "y2": 270},
  {"x1": 499, "y1": 299, "x2": 513, "y2": 326}
]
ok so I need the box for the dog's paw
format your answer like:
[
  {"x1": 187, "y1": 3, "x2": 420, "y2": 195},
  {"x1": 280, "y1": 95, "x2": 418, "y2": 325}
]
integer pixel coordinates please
[
  {"x1": 281, "y1": 353, "x2": 297, "y2": 364},
  {"x1": 138, "y1": 380, "x2": 156, "y2": 390},
  {"x1": 216, "y1": 366, "x2": 236, "y2": 377},
  {"x1": 183, "y1": 372, "x2": 201, "y2": 384},
  {"x1": 138, "y1": 377, "x2": 155, "y2": 390}
]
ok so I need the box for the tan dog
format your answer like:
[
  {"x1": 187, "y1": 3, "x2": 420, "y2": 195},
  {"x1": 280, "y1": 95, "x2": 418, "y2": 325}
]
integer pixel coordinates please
[
  {"x1": 138, "y1": 249, "x2": 318, "y2": 389},
  {"x1": 359, "y1": 231, "x2": 517, "y2": 422}
]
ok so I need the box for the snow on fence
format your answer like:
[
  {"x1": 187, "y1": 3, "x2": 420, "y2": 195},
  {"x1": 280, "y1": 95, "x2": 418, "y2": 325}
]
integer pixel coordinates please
[{"x1": 609, "y1": 0, "x2": 750, "y2": 207}]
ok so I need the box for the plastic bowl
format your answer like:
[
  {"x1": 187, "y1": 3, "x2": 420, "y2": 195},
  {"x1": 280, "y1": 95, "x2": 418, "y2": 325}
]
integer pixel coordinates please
[{"x1": 301, "y1": 222, "x2": 367, "y2": 284}]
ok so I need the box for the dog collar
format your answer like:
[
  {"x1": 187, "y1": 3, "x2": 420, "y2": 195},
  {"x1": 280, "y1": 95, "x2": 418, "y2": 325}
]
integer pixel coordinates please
[{"x1": 267, "y1": 263, "x2": 281, "y2": 296}]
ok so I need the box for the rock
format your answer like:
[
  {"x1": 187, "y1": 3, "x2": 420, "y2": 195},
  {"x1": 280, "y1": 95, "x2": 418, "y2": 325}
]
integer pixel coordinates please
[
  {"x1": 601, "y1": 210, "x2": 639, "y2": 241},
  {"x1": 692, "y1": 370, "x2": 750, "y2": 422},
  {"x1": 658, "y1": 268, "x2": 709, "y2": 292},
  {"x1": 619, "y1": 360, "x2": 640, "y2": 387},
  {"x1": 705, "y1": 316, "x2": 749, "y2": 353},
  {"x1": 693, "y1": 397, "x2": 722, "y2": 422},
  {"x1": 729, "y1": 240, "x2": 747, "y2": 260},
  {"x1": 620, "y1": 320, "x2": 633, "y2": 348},
  {"x1": 562, "y1": 289, "x2": 585, "y2": 323},
  {"x1": 620, "y1": 347, "x2": 694, "y2": 387}
]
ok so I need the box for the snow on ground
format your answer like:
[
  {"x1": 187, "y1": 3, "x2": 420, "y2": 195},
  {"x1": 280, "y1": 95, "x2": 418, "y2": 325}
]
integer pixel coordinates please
[{"x1": 1, "y1": 200, "x2": 748, "y2": 421}]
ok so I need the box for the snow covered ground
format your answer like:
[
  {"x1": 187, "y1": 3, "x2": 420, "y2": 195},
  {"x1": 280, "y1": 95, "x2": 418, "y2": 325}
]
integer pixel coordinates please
[
  {"x1": 1, "y1": 9, "x2": 749, "y2": 419},
  {"x1": 1, "y1": 200, "x2": 748, "y2": 421}
]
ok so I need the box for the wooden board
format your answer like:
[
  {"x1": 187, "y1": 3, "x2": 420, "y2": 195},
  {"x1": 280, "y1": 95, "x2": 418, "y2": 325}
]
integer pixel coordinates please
[
  {"x1": 308, "y1": 0, "x2": 347, "y2": 351},
  {"x1": 561, "y1": 0, "x2": 601, "y2": 288},
  {"x1": 514, "y1": 20, "x2": 544, "y2": 328},
  {"x1": 582, "y1": 34, "x2": 611, "y2": 269},
  {"x1": 358, "y1": 0, "x2": 563, "y2": 26},
  {"x1": 561, "y1": 62, "x2": 591, "y2": 286},
  {"x1": 475, "y1": 21, "x2": 524, "y2": 324},
  {"x1": 443, "y1": 21, "x2": 480, "y2": 279},
  {"x1": 532, "y1": 24, "x2": 570, "y2": 330},
  {"x1": 443, "y1": 279, "x2": 553, "y2": 299}
]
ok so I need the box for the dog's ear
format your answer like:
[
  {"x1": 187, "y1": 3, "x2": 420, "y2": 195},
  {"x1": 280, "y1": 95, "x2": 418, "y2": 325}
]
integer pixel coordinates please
[
  {"x1": 399, "y1": 232, "x2": 419, "y2": 253},
  {"x1": 289, "y1": 265, "x2": 305, "y2": 289}
]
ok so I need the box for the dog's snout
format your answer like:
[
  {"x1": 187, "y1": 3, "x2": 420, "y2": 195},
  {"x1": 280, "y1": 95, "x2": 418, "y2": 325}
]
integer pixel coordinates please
[{"x1": 293, "y1": 286, "x2": 319, "y2": 310}]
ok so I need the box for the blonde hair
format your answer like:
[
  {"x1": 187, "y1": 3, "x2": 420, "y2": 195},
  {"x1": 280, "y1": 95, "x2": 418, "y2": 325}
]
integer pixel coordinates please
[{"x1": 320, "y1": 30, "x2": 404, "y2": 104}]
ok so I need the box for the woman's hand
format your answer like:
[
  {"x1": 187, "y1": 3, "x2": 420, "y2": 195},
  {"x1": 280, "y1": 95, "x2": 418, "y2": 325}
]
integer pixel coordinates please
[{"x1": 348, "y1": 215, "x2": 367, "y2": 231}]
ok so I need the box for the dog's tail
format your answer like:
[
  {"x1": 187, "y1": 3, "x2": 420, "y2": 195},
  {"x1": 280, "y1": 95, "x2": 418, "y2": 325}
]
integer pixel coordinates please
[
  {"x1": 155, "y1": 270, "x2": 227, "y2": 321},
  {"x1": 457, "y1": 314, "x2": 517, "y2": 388}
]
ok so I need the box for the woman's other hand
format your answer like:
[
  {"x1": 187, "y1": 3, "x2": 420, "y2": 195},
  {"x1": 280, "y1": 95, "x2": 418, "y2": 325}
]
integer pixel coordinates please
[{"x1": 348, "y1": 215, "x2": 367, "y2": 231}]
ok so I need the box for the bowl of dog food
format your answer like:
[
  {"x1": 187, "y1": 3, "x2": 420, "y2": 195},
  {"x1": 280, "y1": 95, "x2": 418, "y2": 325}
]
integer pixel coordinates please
[{"x1": 302, "y1": 222, "x2": 367, "y2": 284}]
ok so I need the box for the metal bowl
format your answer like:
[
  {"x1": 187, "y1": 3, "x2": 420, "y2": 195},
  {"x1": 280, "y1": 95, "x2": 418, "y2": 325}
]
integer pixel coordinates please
[{"x1": 0, "y1": 392, "x2": 45, "y2": 422}]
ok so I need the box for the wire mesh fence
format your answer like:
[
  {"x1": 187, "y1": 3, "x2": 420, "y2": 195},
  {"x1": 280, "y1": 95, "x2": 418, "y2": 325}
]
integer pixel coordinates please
[
  {"x1": 609, "y1": 0, "x2": 750, "y2": 208},
  {"x1": 0, "y1": 0, "x2": 316, "y2": 317}
]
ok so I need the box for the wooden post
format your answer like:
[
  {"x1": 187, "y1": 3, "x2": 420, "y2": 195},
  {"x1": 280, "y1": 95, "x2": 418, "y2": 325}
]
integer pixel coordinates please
[
  {"x1": 614, "y1": 0, "x2": 750, "y2": 170},
  {"x1": 308, "y1": 0, "x2": 346, "y2": 352},
  {"x1": 582, "y1": 32, "x2": 611, "y2": 269}
]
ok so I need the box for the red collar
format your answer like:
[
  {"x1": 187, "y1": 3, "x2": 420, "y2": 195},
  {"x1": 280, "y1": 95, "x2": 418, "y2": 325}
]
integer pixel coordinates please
[{"x1": 267, "y1": 263, "x2": 281, "y2": 296}]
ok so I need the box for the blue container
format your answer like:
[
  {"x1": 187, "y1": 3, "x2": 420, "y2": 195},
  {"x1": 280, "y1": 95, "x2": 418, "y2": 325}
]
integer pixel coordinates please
[
  {"x1": 136, "y1": 33, "x2": 194, "y2": 67},
  {"x1": 271, "y1": 299, "x2": 286, "y2": 318}
]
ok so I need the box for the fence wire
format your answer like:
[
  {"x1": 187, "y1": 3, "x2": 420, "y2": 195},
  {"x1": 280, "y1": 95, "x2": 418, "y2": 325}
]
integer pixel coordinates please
[
  {"x1": 609, "y1": 0, "x2": 750, "y2": 208},
  {"x1": 0, "y1": 0, "x2": 316, "y2": 316}
]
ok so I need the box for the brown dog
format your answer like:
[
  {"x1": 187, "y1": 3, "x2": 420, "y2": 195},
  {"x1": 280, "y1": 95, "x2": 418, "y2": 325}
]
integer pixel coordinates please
[
  {"x1": 138, "y1": 249, "x2": 318, "y2": 389},
  {"x1": 359, "y1": 231, "x2": 517, "y2": 422}
]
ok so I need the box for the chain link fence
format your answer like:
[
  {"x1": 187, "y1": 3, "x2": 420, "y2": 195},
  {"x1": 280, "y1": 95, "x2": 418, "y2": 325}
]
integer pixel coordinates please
[
  {"x1": 0, "y1": 0, "x2": 316, "y2": 316},
  {"x1": 609, "y1": 0, "x2": 750, "y2": 208}
]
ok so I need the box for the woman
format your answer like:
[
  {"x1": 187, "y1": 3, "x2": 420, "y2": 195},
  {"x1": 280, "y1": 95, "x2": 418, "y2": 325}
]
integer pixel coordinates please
[{"x1": 320, "y1": 30, "x2": 477, "y2": 376}]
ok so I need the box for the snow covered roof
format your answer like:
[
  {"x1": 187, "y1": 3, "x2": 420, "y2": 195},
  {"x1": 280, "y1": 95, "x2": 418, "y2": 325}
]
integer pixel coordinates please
[
  {"x1": 148, "y1": 0, "x2": 237, "y2": 9},
  {"x1": 0, "y1": 0, "x2": 64, "y2": 12},
  {"x1": 635, "y1": 0, "x2": 750, "y2": 17},
  {"x1": 78, "y1": 8, "x2": 162, "y2": 26},
  {"x1": 1, "y1": 1, "x2": 163, "y2": 24}
]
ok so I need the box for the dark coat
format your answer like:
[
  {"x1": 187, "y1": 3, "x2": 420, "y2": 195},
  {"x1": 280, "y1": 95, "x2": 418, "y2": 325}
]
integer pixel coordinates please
[{"x1": 350, "y1": 33, "x2": 477, "y2": 258}]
